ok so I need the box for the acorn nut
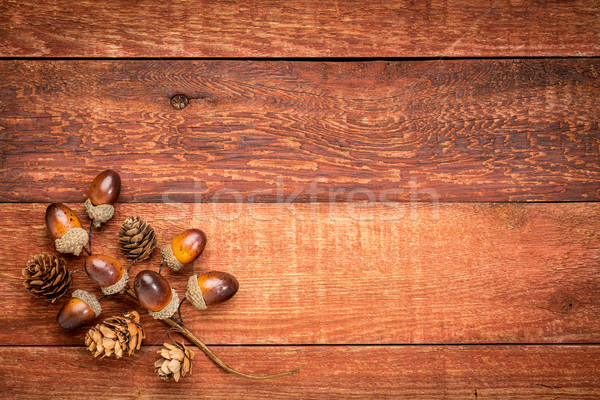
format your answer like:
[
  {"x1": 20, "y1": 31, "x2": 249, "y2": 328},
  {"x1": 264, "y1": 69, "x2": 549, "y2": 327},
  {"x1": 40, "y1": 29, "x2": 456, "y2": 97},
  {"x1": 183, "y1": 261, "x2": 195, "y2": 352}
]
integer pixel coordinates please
[
  {"x1": 161, "y1": 229, "x2": 207, "y2": 271},
  {"x1": 88, "y1": 170, "x2": 121, "y2": 206},
  {"x1": 85, "y1": 254, "x2": 128, "y2": 295},
  {"x1": 57, "y1": 290, "x2": 102, "y2": 329},
  {"x1": 45, "y1": 203, "x2": 89, "y2": 256},
  {"x1": 85, "y1": 170, "x2": 121, "y2": 227},
  {"x1": 134, "y1": 270, "x2": 179, "y2": 319},
  {"x1": 186, "y1": 271, "x2": 239, "y2": 310}
]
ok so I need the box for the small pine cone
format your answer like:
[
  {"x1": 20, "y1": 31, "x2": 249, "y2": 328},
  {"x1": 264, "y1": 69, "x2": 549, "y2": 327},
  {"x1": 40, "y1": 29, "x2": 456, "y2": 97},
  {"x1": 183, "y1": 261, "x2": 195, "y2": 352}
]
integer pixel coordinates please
[
  {"x1": 155, "y1": 341, "x2": 195, "y2": 382},
  {"x1": 118, "y1": 216, "x2": 157, "y2": 262},
  {"x1": 84, "y1": 311, "x2": 145, "y2": 359},
  {"x1": 22, "y1": 253, "x2": 72, "y2": 302}
]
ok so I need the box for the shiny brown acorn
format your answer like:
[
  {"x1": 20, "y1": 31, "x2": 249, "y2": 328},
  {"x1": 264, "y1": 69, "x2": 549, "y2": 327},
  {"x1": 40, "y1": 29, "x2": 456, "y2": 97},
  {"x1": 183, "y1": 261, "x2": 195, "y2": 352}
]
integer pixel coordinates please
[
  {"x1": 196, "y1": 271, "x2": 239, "y2": 306},
  {"x1": 88, "y1": 170, "x2": 121, "y2": 206},
  {"x1": 134, "y1": 270, "x2": 172, "y2": 311},
  {"x1": 171, "y1": 229, "x2": 207, "y2": 264},
  {"x1": 85, "y1": 254, "x2": 123, "y2": 287},
  {"x1": 57, "y1": 298, "x2": 95, "y2": 329},
  {"x1": 57, "y1": 290, "x2": 101, "y2": 329},
  {"x1": 45, "y1": 203, "x2": 82, "y2": 239}
]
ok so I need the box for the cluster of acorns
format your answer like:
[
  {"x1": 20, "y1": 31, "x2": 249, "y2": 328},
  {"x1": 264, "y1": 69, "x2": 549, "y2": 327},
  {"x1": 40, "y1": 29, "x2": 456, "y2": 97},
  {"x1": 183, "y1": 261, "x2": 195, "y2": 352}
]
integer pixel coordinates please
[{"x1": 23, "y1": 170, "x2": 240, "y2": 382}]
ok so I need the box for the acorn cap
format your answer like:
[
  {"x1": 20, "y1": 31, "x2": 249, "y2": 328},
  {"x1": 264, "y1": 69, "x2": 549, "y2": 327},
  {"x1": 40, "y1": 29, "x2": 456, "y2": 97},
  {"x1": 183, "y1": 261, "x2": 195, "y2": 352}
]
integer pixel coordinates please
[
  {"x1": 161, "y1": 244, "x2": 184, "y2": 271},
  {"x1": 55, "y1": 227, "x2": 89, "y2": 256},
  {"x1": 100, "y1": 270, "x2": 129, "y2": 296},
  {"x1": 84, "y1": 198, "x2": 115, "y2": 227},
  {"x1": 185, "y1": 275, "x2": 207, "y2": 310},
  {"x1": 148, "y1": 289, "x2": 179, "y2": 320}
]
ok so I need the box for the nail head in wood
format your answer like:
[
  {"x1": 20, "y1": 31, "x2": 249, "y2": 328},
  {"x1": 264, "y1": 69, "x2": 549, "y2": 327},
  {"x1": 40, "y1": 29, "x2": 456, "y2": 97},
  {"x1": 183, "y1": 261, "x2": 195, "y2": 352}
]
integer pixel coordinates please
[{"x1": 170, "y1": 94, "x2": 189, "y2": 110}]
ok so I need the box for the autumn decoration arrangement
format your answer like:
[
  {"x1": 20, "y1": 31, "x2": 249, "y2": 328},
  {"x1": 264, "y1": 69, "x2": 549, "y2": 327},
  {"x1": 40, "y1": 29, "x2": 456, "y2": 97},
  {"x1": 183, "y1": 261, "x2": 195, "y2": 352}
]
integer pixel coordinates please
[{"x1": 22, "y1": 170, "x2": 298, "y2": 382}]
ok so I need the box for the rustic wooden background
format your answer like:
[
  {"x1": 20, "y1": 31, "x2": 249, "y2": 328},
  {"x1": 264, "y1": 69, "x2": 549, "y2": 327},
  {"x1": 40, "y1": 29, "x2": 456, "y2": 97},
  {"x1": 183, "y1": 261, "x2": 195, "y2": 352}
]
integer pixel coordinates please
[{"x1": 1, "y1": 1, "x2": 599, "y2": 399}]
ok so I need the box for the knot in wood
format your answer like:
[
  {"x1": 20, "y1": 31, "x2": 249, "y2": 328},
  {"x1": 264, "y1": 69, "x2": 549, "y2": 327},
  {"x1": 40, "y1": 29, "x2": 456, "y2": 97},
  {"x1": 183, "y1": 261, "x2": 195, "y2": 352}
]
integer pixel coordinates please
[{"x1": 170, "y1": 94, "x2": 189, "y2": 110}]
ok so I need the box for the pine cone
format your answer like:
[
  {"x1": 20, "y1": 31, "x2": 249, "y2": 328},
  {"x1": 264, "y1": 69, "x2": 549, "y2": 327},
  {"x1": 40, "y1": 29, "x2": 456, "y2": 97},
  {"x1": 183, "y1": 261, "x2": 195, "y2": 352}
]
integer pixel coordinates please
[
  {"x1": 85, "y1": 311, "x2": 145, "y2": 359},
  {"x1": 118, "y1": 216, "x2": 157, "y2": 262},
  {"x1": 22, "y1": 253, "x2": 72, "y2": 302},
  {"x1": 155, "y1": 341, "x2": 195, "y2": 382}
]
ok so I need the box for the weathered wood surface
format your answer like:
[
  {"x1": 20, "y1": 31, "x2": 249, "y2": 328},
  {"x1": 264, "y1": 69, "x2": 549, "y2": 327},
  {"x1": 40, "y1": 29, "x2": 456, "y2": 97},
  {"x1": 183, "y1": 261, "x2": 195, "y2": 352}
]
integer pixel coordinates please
[
  {"x1": 3, "y1": 202, "x2": 599, "y2": 345},
  {"x1": 1, "y1": 60, "x2": 599, "y2": 203},
  {"x1": 1, "y1": 345, "x2": 599, "y2": 399},
  {"x1": 1, "y1": 0, "x2": 599, "y2": 58}
]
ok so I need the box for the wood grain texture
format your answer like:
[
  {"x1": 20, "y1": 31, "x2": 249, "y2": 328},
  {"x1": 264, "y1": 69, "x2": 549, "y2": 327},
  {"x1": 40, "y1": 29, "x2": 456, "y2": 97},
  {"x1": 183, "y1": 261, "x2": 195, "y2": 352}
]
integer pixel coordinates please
[
  {"x1": 2, "y1": 202, "x2": 599, "y2": 345},
  {"x1": 1, "y1": 60, "x2": 599, "y2": 203},
  {"x1": 0, "y1": 0, "x2": 599, "y2": 58},
  {"x1": 1, "y1": 345, "x2": 599, "y2": 399}
]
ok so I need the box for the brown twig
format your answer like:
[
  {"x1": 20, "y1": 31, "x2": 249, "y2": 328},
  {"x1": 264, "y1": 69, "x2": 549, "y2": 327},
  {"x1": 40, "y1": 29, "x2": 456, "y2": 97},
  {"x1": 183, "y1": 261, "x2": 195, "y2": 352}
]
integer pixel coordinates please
[
  {"x1": 88, "y1": 219, "x2": 93, "y2": 253},
  {"x1": 126, "y1": 260, "x2": 137, "y2": 272},
  {"x1": 177, "y1": 296, "x2": 187, "y2": 326},
  {"x1": 124, "y1": 288, "x2": 299, "y2": 380},
  {"x1": 164, "y1": 319, "x2": 299, "y2": 380}
]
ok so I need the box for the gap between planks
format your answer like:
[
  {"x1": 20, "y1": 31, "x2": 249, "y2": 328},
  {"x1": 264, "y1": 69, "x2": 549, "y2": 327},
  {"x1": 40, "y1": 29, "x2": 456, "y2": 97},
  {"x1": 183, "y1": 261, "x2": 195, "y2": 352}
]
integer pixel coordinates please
[{"x1": 3, "y1": 342, "x2": 600, "y2": 348}]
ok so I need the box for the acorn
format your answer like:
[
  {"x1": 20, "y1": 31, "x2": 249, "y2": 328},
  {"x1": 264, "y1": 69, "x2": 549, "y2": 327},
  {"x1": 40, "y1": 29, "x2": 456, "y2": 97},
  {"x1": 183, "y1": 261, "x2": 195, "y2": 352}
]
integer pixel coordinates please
[
  {"x1": 46, "y1": 203, "x2": 89, "y2": 256},
  {"x1": 84, "y1": 170, "x2": 121, "y2": 227},
  {"x1": 134, "y1": 270, "x2": 179, "y2": 320},
  {"x1": 89, "y1": 170, "x2": 121, "y2": 205},
  {"x1": 186, "y1": 271, "x2": 239, "y2": 311},
  {"x1": 85, "y1": 254, "x2": 128, "y2": 295},
  {"x1": 57, "y1": 289, "x2": 102, "y2": 329},
  {"x1": 161, "y1": 229, "x2": 207, "y2": 271}
]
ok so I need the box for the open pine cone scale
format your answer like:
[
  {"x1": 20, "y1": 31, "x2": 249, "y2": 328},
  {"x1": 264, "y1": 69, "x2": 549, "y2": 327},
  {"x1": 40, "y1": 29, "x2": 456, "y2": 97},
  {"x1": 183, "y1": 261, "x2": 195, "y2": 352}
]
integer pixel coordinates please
[
  {"x1": 85, "y1": 311, "x2": 145, "y2": 359},
  {"x1": 155, "y1": 341, "x2": 195, "y2": 382}
]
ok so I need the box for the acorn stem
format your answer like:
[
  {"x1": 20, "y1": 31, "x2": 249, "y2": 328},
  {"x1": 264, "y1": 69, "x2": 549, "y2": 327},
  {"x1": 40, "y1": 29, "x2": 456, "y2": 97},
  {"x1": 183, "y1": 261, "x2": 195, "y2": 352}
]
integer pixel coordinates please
[
  {"x1": 126, "y1": 260, "x2": 137, "y2": 272},
  {"x1": 158, "y1": 262, "x2": 164, "y2": 275},
  {"x1": 124, "y1": 289, "x2": 138, "y2": 301},
  {"x1": 88, "y1": 219, "x2": 93, "y2": 253},
  {"x1": 164, "y1": 318, "x2": 300, "y2": 380},
  {"x1": 177, "y1": 297, "x2": 187, "y2": 326},
  {"x1": 98, "y1": 293, "x2": 118, "y2": 302},
  {"x1": 124, "y1": 288, "x2": 299, "y2": 380}
]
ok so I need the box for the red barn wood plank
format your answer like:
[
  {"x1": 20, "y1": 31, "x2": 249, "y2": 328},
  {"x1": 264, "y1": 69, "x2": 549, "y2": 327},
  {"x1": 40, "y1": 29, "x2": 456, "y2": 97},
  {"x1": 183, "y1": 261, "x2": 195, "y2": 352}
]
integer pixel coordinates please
[
  {"x1": 0, "y1": 0, "x2": 598, "y2": 58},
  {"x1": 1, "y1": 60, "x2": 599, "y2": 202},
  {"x1": 2, "y1": 203, "x2": 599, "y2": 345},
  {"x1": 1, "y1": 345, "x2": 599, "y2": 399}
]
